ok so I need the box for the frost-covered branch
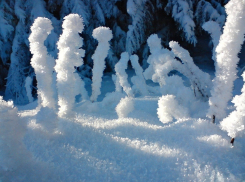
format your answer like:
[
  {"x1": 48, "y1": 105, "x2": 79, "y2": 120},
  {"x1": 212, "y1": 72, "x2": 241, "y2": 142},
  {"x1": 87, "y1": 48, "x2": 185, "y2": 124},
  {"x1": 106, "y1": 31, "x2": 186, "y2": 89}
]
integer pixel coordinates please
[
  {"x1": 29, "y1": 17, "x2": 56, "y2": 109},
  {"x1": 130, "y1": 55, "x2": 148, "y2": 96},
  {"x1": 169, "y1": 41, "x2": 212, "y2": 99},
  {"x1": 115, "y1": 52, "x2": 134, "y2": 97},
  {"x1": 208, "y1": 0, "x2": 245, "y2": 119},
  {"x1": 202, "y1": 21, "x2": 222, "y2": 63},
  {"x1": 144, "y1": 34, "x2": 162, "y2": 80},
  {"x1": 55, "y1": 14, "x2": 86, "y2": 117},
  {"x1": 220, "y1": 71, "x2": 245, "y2": 139},
  {"x1": 90, "y1": 27, "x2": 113, "y2": 102}
]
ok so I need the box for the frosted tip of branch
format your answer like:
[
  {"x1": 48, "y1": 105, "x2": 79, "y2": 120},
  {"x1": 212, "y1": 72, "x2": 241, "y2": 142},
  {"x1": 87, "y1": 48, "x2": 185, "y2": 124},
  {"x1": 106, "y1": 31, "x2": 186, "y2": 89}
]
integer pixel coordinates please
[
  {"x1": 120, "y1": 52, "x2": 129, "y2": 60},
  {"x1": 92, "y1": 26, "x2": 113, "y2": 42},
  {"x1": 63, "y1": 14, "x2": 84, "y2": 32},
  {"x1": 147, "y1": 34, "x2": 162, "y2": 52},
  {"x1": 169, "y1": 41, "x2": 179, "y2": 48},
  {"x1": 30, "y1": 17, "x2": 53, "y2": 38}
]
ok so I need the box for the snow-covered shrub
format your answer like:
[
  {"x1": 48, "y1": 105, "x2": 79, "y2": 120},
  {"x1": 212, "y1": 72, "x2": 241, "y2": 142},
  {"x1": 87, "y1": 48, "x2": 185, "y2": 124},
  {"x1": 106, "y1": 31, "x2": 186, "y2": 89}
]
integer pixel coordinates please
[
  {"x1": 208, "y1": 0, "x2": 245, "y2": 120},
  {"x1": 90, "y1": 27, "x2": 113, "y2": 102},
  {"x1": 29, "y1": 17, "x2": 56, "y2": 109},
  {"x1": 169, "y1": 41, "x2": 212, "y2": 99},
  {"x1": 116, "y1": 96, "x2": 134, "y2": 118},
  {"x1": 55, "y1": 14, "x2": 87, "y2": 117},
  {"x1": 25, "y1": 76, "x2": 33, "y2": 103},
  {"x1": 157, "y1": 94, "x2": 189, "y2": 124},
  {"x1": 115, "y1": 52, "x2": 134, "y2": 97},
  {"x1": 220, "y1": 71, "x2": 245, "y2": 138},
  {"x1": 0, "y1": 97, "x2": 28, "y2": 172},
  {"x1": 130, "y1": 55, "x2": 148, "y2": 96},
  {"x1": 202, "y1": 21, "x2": 222, "y2": 63}
]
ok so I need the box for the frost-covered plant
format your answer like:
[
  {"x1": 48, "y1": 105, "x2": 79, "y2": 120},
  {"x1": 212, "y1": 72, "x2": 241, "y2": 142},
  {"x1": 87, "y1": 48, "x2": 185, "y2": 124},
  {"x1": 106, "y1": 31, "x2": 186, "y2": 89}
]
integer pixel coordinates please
[
  {"x1": 116, "y1": 96, "x2": 134, "y2": 118},
  {"x1": 29, "y1": 17, "x2": 56, "y2": 109},
  {"x1": 25, "y1": 76, "x2": 33, "y2": 103},
  {"x1": 115, "y1": 52, "x2": 134, "y2": 97},
  {"x1": 157, "y1": 94, "x2": 189, "y2": 124},
  {"x1": 208, "y1": 0, "x2": 245, "y2": 120},
  {"x1": 55, "y1": 14, "x2": 87, "y2": 117},
  {"x1": 202, "y1": 21, "x2": 222, "y2": 64},
  {"x1": 220, "y1": 71, "x2": 245, "y2": 140},
  {"x1": 0, "y1": 96, "x2": 28, "y2": 172},
  {"x1": 143, "y1": 34, "x2": 162, "y2": 81},
  {"x1": 130, "y1": 55, "x2": 148, "y2": 96},
  {"x1": 169, "y1": 41, "x2": 212, "y2": 99},
  {"x1": 165, "y1": 0, "x2": 197, "y2": 45},
  {"x1": 90, "y1": 27, "x2": 113, "y2": 102},
  {"x1": 112, "y1": 74, "x2": 122, "y2": 93}
]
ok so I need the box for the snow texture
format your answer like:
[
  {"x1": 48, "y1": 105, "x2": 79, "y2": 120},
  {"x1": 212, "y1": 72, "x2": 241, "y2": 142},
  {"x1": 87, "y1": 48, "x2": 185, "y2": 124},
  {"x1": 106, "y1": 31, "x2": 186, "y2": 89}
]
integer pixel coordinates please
[
  {"x1": 208, "y1": 0, "x2": 245, "y2": 119},
  {"x1": 0, "y1": 97, "x2": 28, "y2": 173},
  {"x1": 157, "y1": 94, "x2": 189, "y2": 123},
  {"x1": 220, "y1": 71, "x2": 245, "y2": 138},
  {"x1": 2, "y1": 70, "x2": 245, "y2": 181},
  {"x1": 115, "y1": 52, "x2": 134, "y2": 97},
  {"x1": 29, "y1": 17, "x2": 56, "y2": 110},
  {"x1": 25, "y1": 76, "x2": 33, "y2": 103},
  {"x1": 91, "y1": 27, "x2": 113, "y2": 102},
  {"x1": 130, "y1": 55, "x2": 148, "y2": 96},
  {"x1": 55, "y1": 14, "x2": 87, "y2": 117},
  {"x1": 116, "y1": 96, "x2": 134, "y2": 118}
]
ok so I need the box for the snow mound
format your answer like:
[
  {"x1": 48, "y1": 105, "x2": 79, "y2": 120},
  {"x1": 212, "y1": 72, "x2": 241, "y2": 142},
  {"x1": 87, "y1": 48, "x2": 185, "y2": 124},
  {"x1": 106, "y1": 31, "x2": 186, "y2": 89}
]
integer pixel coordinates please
[
  {"x1": 116, "y1": 97, "x2": 134, "y2": 118},
  {"x1": 157, "y1": 95, "x2": 189, "y2": 123}
]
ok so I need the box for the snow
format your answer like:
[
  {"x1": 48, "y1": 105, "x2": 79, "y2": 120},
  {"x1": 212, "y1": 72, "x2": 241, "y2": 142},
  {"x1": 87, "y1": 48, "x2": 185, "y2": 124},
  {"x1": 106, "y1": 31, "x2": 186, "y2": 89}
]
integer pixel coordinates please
[
  {"x1": 116, "y1": 96, "x2": 134, "y2": 118},
  {"x1": 1, "y1": 67, "x2": 245, "y2": 181},
  {"x1": 2, "y1": 7, "x2": 245, "y2": 181}
]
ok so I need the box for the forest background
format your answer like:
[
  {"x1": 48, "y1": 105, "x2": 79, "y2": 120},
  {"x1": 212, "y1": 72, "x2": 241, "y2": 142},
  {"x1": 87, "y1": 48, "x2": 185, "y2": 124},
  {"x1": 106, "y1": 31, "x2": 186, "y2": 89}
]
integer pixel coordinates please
[{"x1": 0, "y1": 0, "x2": 243, "y2": 105}]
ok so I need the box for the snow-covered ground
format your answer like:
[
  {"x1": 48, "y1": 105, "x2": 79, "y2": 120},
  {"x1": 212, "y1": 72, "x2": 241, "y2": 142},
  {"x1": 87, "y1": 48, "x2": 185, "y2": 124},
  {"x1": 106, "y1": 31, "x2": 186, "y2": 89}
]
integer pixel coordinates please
[{"x1": 1, "y1": 68, "x2": 245, "y2": 182}]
